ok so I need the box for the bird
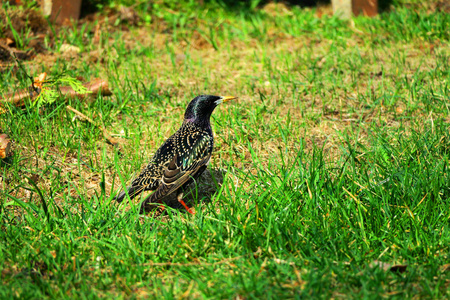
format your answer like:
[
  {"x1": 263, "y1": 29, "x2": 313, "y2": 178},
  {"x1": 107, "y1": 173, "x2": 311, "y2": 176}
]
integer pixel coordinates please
[{"x1": 115, "y1": 95, "x2": 237, "y2": 214}]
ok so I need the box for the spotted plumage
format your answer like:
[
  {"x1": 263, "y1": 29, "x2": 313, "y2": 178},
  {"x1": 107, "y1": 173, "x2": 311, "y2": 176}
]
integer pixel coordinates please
[{"x1": 115, "y1": 95, "x2": 236, "y2": 213}]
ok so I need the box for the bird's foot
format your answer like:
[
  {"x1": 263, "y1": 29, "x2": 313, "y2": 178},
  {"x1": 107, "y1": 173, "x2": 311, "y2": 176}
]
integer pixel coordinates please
[
  {"x1": 177, "y1": 193, "x2": 195, "y2": 215},
  {"x1": 140, "y1": 200, "x2": 166, "y2": 214},
  {"x1": 157, "y1": 200, "x2": 165, "y2": 212}
]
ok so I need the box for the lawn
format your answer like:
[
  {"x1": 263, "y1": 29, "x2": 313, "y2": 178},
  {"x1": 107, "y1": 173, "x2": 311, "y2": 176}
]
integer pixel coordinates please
[{"x1": 1, "y1": 0, "x2": 450, "y2": 298}]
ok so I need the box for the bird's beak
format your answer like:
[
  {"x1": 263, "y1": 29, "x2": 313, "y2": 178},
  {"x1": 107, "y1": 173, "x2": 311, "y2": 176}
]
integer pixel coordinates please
[{"x1": 220, "y1": 96, "x2": 237, "y2": 102}]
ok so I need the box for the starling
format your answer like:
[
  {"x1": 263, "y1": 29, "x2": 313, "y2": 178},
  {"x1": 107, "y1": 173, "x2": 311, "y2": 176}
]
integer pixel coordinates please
[{"x1": 115, "y1": 95, "x2": 236, "y2": 214}]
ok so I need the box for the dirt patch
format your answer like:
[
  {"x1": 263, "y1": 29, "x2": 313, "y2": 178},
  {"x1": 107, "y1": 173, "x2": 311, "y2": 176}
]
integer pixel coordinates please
[
  {"x1": 0, "y1": 4, "x2": 141, "y2": 67},
  {"x1": 0, "y1": 7, "x2": 48, "y2": 40},
  {"x1": 0, "y1": 7, "x2": 49, "y2": 61}
]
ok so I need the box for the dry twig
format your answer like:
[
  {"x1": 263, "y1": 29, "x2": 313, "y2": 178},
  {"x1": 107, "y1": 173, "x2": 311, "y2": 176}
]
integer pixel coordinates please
[
  {"x1": 0, "y1": 78, "x2": 112, "y2": 107},
  {"x1": 66, "y1": 105, "x2": 119, "y2": 147}
]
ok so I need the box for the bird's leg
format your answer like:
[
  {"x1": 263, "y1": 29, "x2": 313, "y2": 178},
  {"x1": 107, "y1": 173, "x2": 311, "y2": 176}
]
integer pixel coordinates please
[
  {"x1": 177, "y1": 192, "x2": 195, "y2": 215},
  {"x1": 140, "y1": 199, "x2": 165, "y2": 214},
  {"x1": 157, "y1": 199, "x2": 165, "y2": 212}
]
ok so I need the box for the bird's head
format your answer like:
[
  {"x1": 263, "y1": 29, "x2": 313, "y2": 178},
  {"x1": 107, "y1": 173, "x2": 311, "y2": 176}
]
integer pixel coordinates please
[{"x1": 184, "y1": 95, "x2": 237, "y2": 122}]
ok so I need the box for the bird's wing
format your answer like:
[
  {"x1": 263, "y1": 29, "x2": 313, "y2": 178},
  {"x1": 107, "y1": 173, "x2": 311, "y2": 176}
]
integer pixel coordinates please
[
  {"x1": 146, "y1": 134, "x2": 212, "y2": 202},
  {"x1": 115, "y1": 163, "x2": 162, "y2": 202},
  {"x1": 115, "y1": 138, "x2": 176, "y2": 203},
  {"x1": 129, "y1": 137, "x2": 175, "y2": 188}
]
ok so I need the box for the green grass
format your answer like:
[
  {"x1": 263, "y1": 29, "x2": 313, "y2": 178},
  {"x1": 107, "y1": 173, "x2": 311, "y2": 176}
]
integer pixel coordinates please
[{"x1": 1, "y1": 0, "x2": 450, "y2": 298}]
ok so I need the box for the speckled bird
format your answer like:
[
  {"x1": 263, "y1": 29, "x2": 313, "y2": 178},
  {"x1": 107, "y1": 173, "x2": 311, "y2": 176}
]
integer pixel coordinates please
[{"x1": 115, "y1": 95, "x2": 236, "y2": 214}]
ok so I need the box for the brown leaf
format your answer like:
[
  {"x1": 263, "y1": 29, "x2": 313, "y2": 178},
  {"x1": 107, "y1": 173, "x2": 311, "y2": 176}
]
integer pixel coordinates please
[
  {"x1": 370, "y1": 260, "x2": 408, "y2": 273},
  {"x1": 33, "y1": 72, "x2": 47, "y2": 89},
  {"x1": 441, "y1": 263, "x2": 450, "y2": 273},
  {"x1": 389, "y1": 264, "x2": 408, "y2": 273},
  {"x1": 0, "y1": 133, "x2": 12, "y2": 159},
  {"x1": 5, "y1": 38, "x2": 14, "y2": 46}
]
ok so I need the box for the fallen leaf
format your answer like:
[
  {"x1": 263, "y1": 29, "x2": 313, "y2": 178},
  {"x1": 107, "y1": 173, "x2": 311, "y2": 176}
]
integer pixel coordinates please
[
  {"x1": 441, "y1": 263, "x2": 450, "y2": 272},
  {"x1": 5, "y1": 37, "x2": 14, "y2": 46},
  {"x1": 370, "y1": 261, "x2": 407, "y2": 273},
  {"x1": 60, "y1": 44, "x2": 80, "y2": 54}
]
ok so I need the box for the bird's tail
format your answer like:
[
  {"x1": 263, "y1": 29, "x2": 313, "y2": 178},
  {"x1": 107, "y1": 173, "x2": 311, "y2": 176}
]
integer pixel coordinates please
[{"x1": 114, "y1": 185, "x2": 144, "y2": 203}]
